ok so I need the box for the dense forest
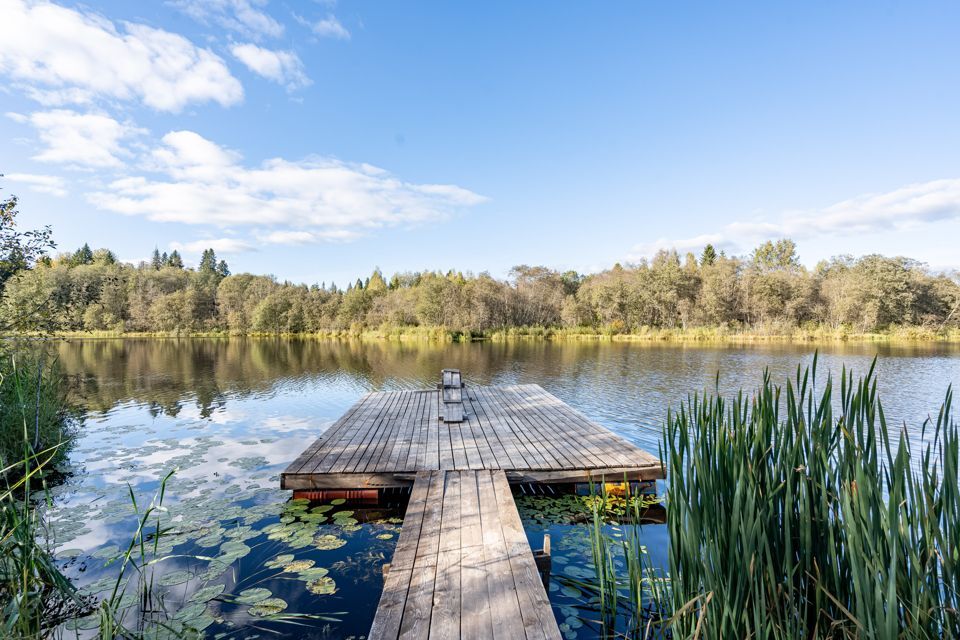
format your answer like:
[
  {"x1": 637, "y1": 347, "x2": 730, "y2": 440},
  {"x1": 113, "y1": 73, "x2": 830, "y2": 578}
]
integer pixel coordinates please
[{"x1": 2, "y1": 235, "x2": 958, "y2": 338}]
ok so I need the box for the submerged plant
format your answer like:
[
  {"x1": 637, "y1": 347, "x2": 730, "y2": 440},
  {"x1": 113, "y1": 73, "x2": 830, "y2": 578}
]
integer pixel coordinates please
[{"x1": 664, "y1": 356, "x2": 960, "y2": 639}]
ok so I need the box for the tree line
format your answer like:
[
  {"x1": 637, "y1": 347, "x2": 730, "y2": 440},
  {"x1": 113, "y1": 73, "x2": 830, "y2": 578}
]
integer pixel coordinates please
[{"x1": 2, "y1": 237, "x2": 958, "y2": 336}]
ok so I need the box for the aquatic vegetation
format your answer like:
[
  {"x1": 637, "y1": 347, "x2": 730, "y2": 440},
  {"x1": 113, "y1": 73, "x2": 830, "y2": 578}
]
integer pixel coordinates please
[
  {"x1": 248, "y1": 597, "x2": 288, "y2": 616},
  {"x1": 0, "y1": 353, "x2": 78, "y2": 483},
  {"x1": 664, "y1": 358, "x2": 960, "y2": 638},
  {"x1": 0, "y1": 355, "x2": 86, "y2": 639},
  {"x1": 314, "y1": 534, "x2": 348, "y2": 550},
  {"x1": 306, "y1": 576, "x2": 337, "y2": 595}
]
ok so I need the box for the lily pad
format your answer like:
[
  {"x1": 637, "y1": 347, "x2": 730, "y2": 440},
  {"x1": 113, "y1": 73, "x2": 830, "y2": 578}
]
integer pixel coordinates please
[
  {"x1": 248, "y1": 597, "x2": 288, "y2": 617},
  {"x1": 297, "y1": 567, "x2": 330, "y2": 579},
  {"x1": 196, "y1": 533, "x2": 223, "y2": 548},
  {"x1": 173, "y1": 602, "x2": 206, "y2": 621},
  {"x1": 560, "y1": 585, "x2": 582, "y2": 598},
  {"x1": 219, "y1": 540, "x2": 251, "y2": 559},
  {"x1": 376, "y1": 533, "x2": 394, "y2": 540},
  {"x1": 306, "y1": 576, "x2": 337, "y2": 595},
  {"x1": 92, "y1": 545, "x2": 120, "y2": 559},
  {"x1": 330, "y1": 498, "x2": 346, "y2": 506},
  {"x1": 159, "y1": 570, "x2": 193, "y2": 586},
  {"x1": 264, "y1": 554, "x2": 295, "y2": 569},
  {"x1": 235, "y1": 587, "x2": 272, "y2": 604},
  {"x1": 64, "y1": 615, "x2": 99, "y2": 631},
  {"x1": 282, "y1": 559, "x2": 315, "y2": 573},
  {"x1": 183, "y1": 613, "x2": 215, "y2": 632},
  {"x1": 314, "y1": 534, "x2": 347, "y2": 551},
  {"x1": 188, "y1": 584, "x2": 225, "y2": 603}
]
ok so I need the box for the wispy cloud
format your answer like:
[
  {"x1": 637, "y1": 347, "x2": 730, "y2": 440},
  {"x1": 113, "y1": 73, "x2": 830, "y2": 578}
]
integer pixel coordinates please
[
  {"x1": 628, "y1": 178, "x2": 960, "y2": 261},
  {"x1": 88, "y1": 129, "x2": 487, "y2": 244},
  {"x1": 230, "y1": 43, "x2": 310, "y2": 90},
  {"x1": 0, "y1": 0, "x2": 243, "y2": 112},
  {"x1": 170, "y1": 238, "x2": 255, "y2": 254},
  {"x1": 258, "y1": 229, "x2": 360, "y2": 244},
  {"x1": 169, "y1": 0, "x2": 284, "y2": 39},
  {"x1": 296, "y1": 13, "x2": 350, "y2": 40},
  {"x1": 4, "y1": 172, "x2": 68, "y2": 197}
]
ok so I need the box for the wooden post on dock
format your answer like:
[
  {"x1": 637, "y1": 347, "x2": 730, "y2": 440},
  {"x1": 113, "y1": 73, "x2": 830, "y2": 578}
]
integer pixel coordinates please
[{"x1": 534, "y1": 533, "x2": 552, "y2": 590}]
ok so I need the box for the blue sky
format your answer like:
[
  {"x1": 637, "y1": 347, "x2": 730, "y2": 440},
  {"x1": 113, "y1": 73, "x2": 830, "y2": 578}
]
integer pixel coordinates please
[{"x1": 1, "y1": 0, "x2": 959, "y2": 285}]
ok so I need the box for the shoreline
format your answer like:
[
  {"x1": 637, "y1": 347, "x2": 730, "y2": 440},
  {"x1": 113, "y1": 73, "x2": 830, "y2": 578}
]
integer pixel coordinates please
[{"x1": 14, "y1": 325, "x2": 960, "y2": 344}]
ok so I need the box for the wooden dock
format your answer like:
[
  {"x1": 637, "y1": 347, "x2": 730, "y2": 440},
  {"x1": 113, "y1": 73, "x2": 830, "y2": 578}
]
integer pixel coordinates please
[
  {"x1": 282, "y1": 371, "x2": 664, "y2": 639},
  {"x1": 282, "y1": 382, "x2": 662, "y2": 489}
]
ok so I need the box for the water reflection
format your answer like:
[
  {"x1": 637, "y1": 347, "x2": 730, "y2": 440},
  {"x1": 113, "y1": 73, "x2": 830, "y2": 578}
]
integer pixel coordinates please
[{"x1": 57, "y1": 337, "x2": 960, "y2": 454}]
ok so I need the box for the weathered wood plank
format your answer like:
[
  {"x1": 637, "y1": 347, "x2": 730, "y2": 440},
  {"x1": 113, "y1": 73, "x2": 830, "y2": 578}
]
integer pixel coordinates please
[
  {"x1": 476, "y1": 470, "x2": 525, "y2": 640},
  {"x1": 398, "y1": 470, "x2": 445, "y2": 639},
  {"x1": 368, "y1": 470, "x2": 433, "y2": 639},
  {"x1": 492, "y1": 471, "x2": 562, "y2": 640},
  {"x1": 459, "y1": 471, "x2": 493, "y2": 639},
  {"x1": 429, "y1": 472, "x2": 461, "y2": 640}
]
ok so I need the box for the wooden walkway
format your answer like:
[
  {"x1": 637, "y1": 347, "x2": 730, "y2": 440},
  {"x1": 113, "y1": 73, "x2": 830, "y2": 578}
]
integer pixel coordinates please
[
  {"x1": 369, "y1": 470, "x2": 560, "y2": 640},
  {"x1": 282, "y1": 383, "x2": 662, "y2": 489},
  {"x1": 282, "y1": 372, "x2": 664, "y2": 640}
]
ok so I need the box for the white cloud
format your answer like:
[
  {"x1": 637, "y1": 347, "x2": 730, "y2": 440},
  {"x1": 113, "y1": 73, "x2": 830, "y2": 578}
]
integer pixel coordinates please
[
  {"x1": 170, "y1": 0, "x2": 284, "y2": 39},
  {"x1": 258, "y1": 229, "x2": 359, "y2": 244},
  {"x1": 21, "y1": 109, "x2": 145, "y2": 168},
  {"x1": 300, "y1": 14, "x2": 350, "y2": 40},
  {"x1": 88, "y1": 129, "x2": 487, "y2": 242},
  {"x1": 628, "y1": 178, "x2": 960, "y2": 261},
  {"x1": 4, "y1": 172, "x2": 67, "y2": 197},
  {"x1": 170, "y1": 238, "x2": 255, "y2": 254},
  {"x1": 230, "y1": 43, "x2": 310, "y2": 90},
  {"x1": 0, "y1": 0, "x2": 243, "y2": 112}
]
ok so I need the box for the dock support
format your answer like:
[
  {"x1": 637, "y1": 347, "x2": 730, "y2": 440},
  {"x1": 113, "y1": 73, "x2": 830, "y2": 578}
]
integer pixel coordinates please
[{"x1": 533, "y1": 533, "x2": 552, "y2": 591}]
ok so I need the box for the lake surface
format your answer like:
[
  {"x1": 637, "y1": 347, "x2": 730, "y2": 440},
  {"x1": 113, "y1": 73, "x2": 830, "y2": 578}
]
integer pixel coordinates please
[{"x1": 48, "y1": 338, "x2": 960, "y2": 638}]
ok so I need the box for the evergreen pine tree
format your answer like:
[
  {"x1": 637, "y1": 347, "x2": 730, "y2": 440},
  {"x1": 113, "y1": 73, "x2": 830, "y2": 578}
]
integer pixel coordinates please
[
  {"x1": 72, "y1": 243, "x2": 94, "y2": 265},
  {"x1": 701, "y1": 244, "x2": 717, "y2": 266},
  {"x1": 199, "y1": 248, "x2": 217, "y2": 273}
]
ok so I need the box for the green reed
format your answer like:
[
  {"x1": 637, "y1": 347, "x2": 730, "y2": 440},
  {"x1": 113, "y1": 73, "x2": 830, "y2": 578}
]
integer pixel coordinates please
[
  {"x1": 565, "y1": 481, "x2": 670, "y2": 638},
  {"x1": 1, "y1": 355, "x2": 83, "y2": 639},
  {"x1": 663, "y1": 356, "x2": 959, "y2": 639}
]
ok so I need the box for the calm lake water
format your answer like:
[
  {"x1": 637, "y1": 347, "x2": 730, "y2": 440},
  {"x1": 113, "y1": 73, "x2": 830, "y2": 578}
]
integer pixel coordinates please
[{"x1": 48, "y1": 338, "x2": 960, "y2": 638}]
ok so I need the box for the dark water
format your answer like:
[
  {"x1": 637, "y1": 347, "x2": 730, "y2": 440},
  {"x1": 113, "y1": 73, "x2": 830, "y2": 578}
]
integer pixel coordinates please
[{"x1": 48, "y1": 338, "x2": 960, "y2": 638}]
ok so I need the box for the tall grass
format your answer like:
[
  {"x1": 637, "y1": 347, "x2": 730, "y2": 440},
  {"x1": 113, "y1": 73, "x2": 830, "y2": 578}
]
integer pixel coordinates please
[
  {"x1": 0, "y1": 353, "x2": 84, "y2": 638},
  {"x1": 0, "y1": 352, "x2": 76, "y2": 482},
  {"x1": 663, "y1": 357, "x2": 959, "y2": 639}
]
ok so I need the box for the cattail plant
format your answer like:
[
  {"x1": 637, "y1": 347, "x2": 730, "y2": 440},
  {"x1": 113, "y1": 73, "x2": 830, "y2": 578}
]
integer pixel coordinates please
[{"x1": 663, "y1": 356, "x2": 959, "y2": 639}]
